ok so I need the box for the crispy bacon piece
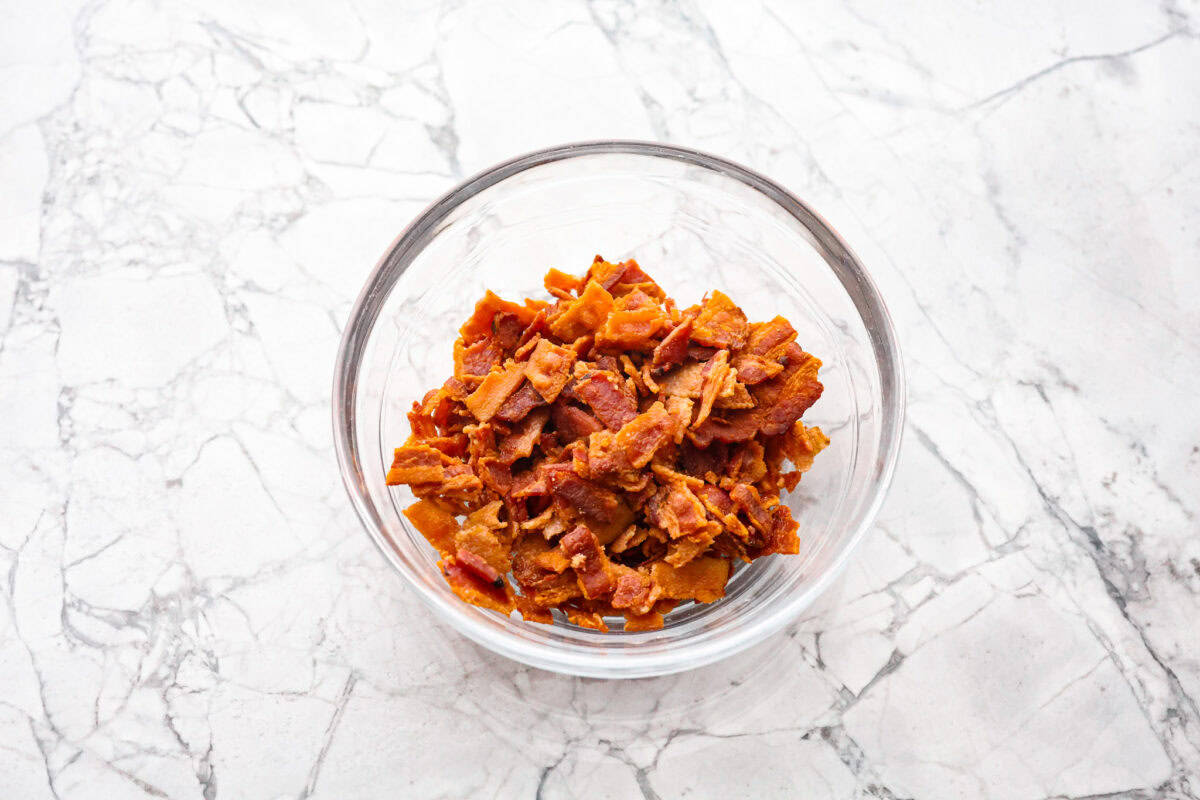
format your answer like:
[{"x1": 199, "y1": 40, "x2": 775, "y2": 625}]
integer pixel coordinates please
[
  {"x1": 403, "y1": 500, "x2": 459, "y2": 556},
  {"x1": 442, "y1": 557, "x2": 513, "y2": 613},
  {"x1": 560, "y1": 525, "x2": 616, "y2": 599},
  {"x1": 524, "y1": 339, "x2": 576, "y2": 402},
  {"x1": 693, "y1": 350, "x2": 731, "y2": 430},
  {"x1": 548, "y1": 469, "x2": 623, "y2": 521},
  {"x1": 548, "y1": 279, "x2": 614, "y2": 341},
  {"x1": 460, "y1": 291, "x2": 541, "y2": 345},
  {"x1": 651, "y1": 557, "x2": 730, "y2": 603},
  {"x1": 595, "y1": 289, "x2": 669, "y2": 352},
  {"x1": 388, "y1": 258, "x2": 825, "y2": 629},
  {"x1": 615, "y1": 403, "x2": 675, "y2": 468},
  {"x1": 494, "y1": 381, "x2": 546, "y2": 423},
  {"x1": 691, "y1": 291, "x2": 749, "y2": 350},
  {"x1": 464, "y1": 360, "x2": 526, "y2": 422},
  {"x1": 573, "y1": 370, "x2": 638, "y2": 430},
  {"x1": 544, "y1": 267, "x2": 583, "y2": 298},
  {"x1": 386, "y1": 443, "x2": 450, "y2": 485},
  {"x1": 652, "y1": 317, "x2": 693, "y2": 373},
  {"x1": 498, "y1": 407, "x2": 550, "y2": 464}
]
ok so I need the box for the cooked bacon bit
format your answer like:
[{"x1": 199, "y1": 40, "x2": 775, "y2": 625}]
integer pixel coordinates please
[
  {"x1": 759, "y1": 505, "x2": 800, "y2": 555},
  {"x1": 494, "y1": 381, "x2": 546, "y2": 423},
  {"x1": 595, "y1": 289, "x2": 669, "y2": 351},
  {"x1": 460, "y1": 291, "x2": 538, "y2": 345},
  {"x1": 781, "y1": 421, "x2": 830, "y2": 474},
  {"x1": 623, "y1": 610, "x2": 665, "y2": 631},
  {"x1": 514, "y1": 594, "x2": 554, "y2": 623},
  {"x1": 731, "y1": 353, "x2": 783, "y2": 385},
  {"x1": 651, "y1": 557, "x2": 730, "y2": 603},
  {"x1": 565, "y1": 605, "x2": 609, "y2": 632},
  {"x1": 651, "y1": 482, "x2": 709, "y2": 540},
  {"x1": 715, "y1": 381, "x2": 756, "y2": 409},
  {"x1": 386, "y1": 443, "x2": 448, "y2": 486},
  {"x1": 665, "y1": 524, "x2": 718, "y2": 567},
  {"x1": 615, "y1": 403, "x2": 675, "y2": 468},
  {"x1": 610, "y1": 566, "x2": 653, "y2": 612},
  {"x1": 550, "y1": 401, "x2": 605, "y2": 443},
  {"x1": 549, "y1": 470, "x2": 623, "y2": 521},
  {"x1": 497, "y1": 407, "x2": 550, "y2": 463},
  {"x1": 476, "y1": 457, "x2": 513, "y2": 495},
  {"x1": 730, "y1": 483, "x2": 774, "y2": 534},
  {"x1": 388, "y1": 258, "x2": 825, "y2": 629},
  {"x1": 742, "y1": 316, "x2": 797, "y2": 358},
  {"x1": 573, "y1": 370, "x2": 638, "y2": 430},
  {"x1": 548, "y1": 279, "x2": 614, "y2": 341},
  {"x1": 455, "y1": 337, "x2": 503, "y2": 381},
  {"x1": 560, "y1": 525, "x2": 616, "y2": 599},
  {"x1": 544, "y1": 267, "x2": 583, "y2": 298},
  {"x1": 691, "y1": 291, "x2": 748, "y2": 350},
  {"x1": 693, "y1": 350, "x2": 731, "y2": 430},
  {"x1": 524, "y1": 339, "x2": 576, "y2": 402},
  {"x1": 585, "y1": 257, "x2": 627, "y2": 290},
  {"x1": 442, "y1": 557, "x2": 513, "y2": 613},
  {"x1": 492, "y1": 312, "x2": 525, "y2": 352},
  {"x1": 657, "y1": 362, "x2": 705, "y2": 398},
  {"x1": 403, "y1": 500, "x2": 460, "y2": 556},
  {"x1": 610, "y1": 525, "x2": 648, "y2": 554},
  {"x1": 534, "y1": 547, "x2": 570, "y2": 573},
  {"x1": 423, "y1": 434, "x2": 469, "y2": 458},
  {"x1": 464, "y1": 360, "x2": 526, "y2": 422},
  {"x1": 652, "y1": 317, "x2": 694, "y2": 372},
  {"x1": 456, "y1": 547, "x2": 503, "y2": 585}
]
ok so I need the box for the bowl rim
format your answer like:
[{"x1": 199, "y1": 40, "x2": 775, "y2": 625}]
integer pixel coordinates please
[{"x1": 331, "y1": 140, "x2": 906, "y2": 678}]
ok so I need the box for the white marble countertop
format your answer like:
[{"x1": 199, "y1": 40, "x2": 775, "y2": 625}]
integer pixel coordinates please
[{"x1": 3, "y1": 1, "x2": 1198, "y2": 797}]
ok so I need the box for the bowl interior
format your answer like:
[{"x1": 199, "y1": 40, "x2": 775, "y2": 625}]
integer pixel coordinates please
[{"x1": 338, "y1": 144, "x2": 901, "y2": 677}]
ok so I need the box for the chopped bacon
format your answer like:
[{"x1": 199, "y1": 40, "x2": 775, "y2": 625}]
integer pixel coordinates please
[
  {"x1": 615, "y1": 402, "x2": 675, "y2": 468},
  {"x1": 544, "y1": 267, "x2": 583, "y2": 298},
  {"x1": 731, "y1": 353, "x2": 783, "y2": 385},
  {"x1": 476, "y1": 456, "x2": 513, "y2": 495},
  {"x1": 730, "y1": 483, "x2": 774, "y2": 534},
  {"x1": 690, "y1": 291, "x2": 748, "y2": 350},
  {"x1": 573, "y1": 370, "x2": 638, "y2": 430},
  {"x1": 498, "y1": 407, "x2": 550, "y2": 464},
  {"x1": 693, "y1": 350, "x2": 731, "y2": 430},
  {"x1": 548, "y1": 469, "x2": 623, "y2": 521},
  {"x1": 651, "y1": 317, "x2": 693, "y2": 372},
  {"x1": 442, "y1": 556, "x2": 513, "y2": 612},
  {"x1": 623, "y1": 610, "x2": 665, "y2": 631},
  {"x1": 651, "y1": 557, "x2": 730, "y2": 603},
  {"x1": 463, "y1": 360, "x2": 526, "y2": 422},
  {"x1": 455, "y1": 337, "x2": 503, "y2": 381},
  {"x1": 547, "y1": 279, "x2": 614, "y2": 341},
  {"x1": 403, "y1": 500, "x2": 459, "y2": 556},
  {"x1": 492, "y1": 311, "x2": 525, "y2": 352},
  {"x1": 524, "y1": 339, "x2": 576, "y2": 402},
  {"x1": 595, "y1": 289, "x2": 669, "y2": 351},
  {"x1": 551, "y1": 400, "x2": 605, "y2": 442},
  {"x1": 386, "y1": 443, "x2": 449, "y2": 485},
  {"x1": 657, "y1": 362, "x2": 705, "y2": 398},
  {"x1": 560, "y1": 525, "x2": 616, "y2": 599},
  {"x1": 460, "y1": 290, "x2": 539, "y2": 345},
  {"x1": 388, "y1": 258, "x2": 825, "y2": 628},
  {"x1": 456, "y1": 547, "x2": 503, "y2": 585},
  {"x1": 610, "y1": 566, "x2": 653, "y2": 613},
  {"x1": 494, "y1": 381, "x2": 546, "y2": 423}
]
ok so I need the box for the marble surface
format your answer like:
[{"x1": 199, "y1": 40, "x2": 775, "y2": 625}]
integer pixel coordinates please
[{"x1": 2, "y1": 0, "x2": 1198, "y2": 797}]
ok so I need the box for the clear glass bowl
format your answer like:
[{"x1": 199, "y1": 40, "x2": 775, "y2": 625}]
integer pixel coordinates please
[{"x1": 332, "y1": 141, "x2": 904, "y2": 678}]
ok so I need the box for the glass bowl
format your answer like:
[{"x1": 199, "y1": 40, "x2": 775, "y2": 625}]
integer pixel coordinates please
[{"x1": 332, "y1": 141, "x2": 904, "y2": 679}]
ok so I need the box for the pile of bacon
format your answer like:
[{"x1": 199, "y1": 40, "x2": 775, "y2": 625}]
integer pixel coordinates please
[{"x1": 387, "y1": 257, "x2": 828, "y2": 631}]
